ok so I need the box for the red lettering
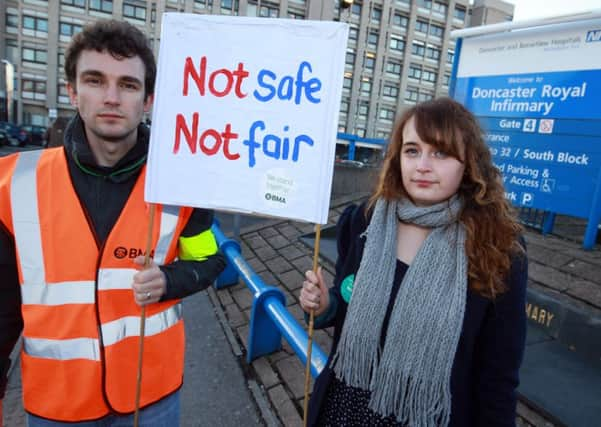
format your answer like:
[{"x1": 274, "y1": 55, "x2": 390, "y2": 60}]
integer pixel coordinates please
[
  {"x1": 174, "y1": 113, "x2": 198, "y2": 154},
  {"x1": 208, "y1": 69, "x2": 233, "y2": 97},
  {"x1": 182, "y1": 57, "x2": 206, "y2": 96},
  {"x1": 233, "y1": 63, "x2": 249, "y2": 98},
  {"x1": 182, "y1": 56, "x2": 248, "y2": 99},
  {"x1": 173, "y1": 113, "x2": 240, "y2": 160},
  {"x1": 221, "y1": 124, "x2": 240, "y2": 160},
  {"x1": 199, "y1": 129, "x2": 222, "y2": 156}
]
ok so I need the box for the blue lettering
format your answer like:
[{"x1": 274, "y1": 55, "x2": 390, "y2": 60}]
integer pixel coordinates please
[
  {"x1": 277, "y1": 76, "x2": 294, "y2": 101},
  {"x1": 586, "y1": 30, "x2": 601, "y2": 43},
  {"x1": 263, "y1": 134, "x2": 281, "y2": 160},
  {"x1": 243, "y1": 120, "x2": 264, "y2": 167},
  {"x1": 292, "y1": 134, "x2": 314, "y2": 161},
  {"x1": 295, "y1": 61, "x2": 321, "y2": 105},
  {"x1": 253, "y1": 70, "x2": 277, "y2": 102},
  {"x1": 242, "y1": 121, "x2": 314, "y2": 167}
]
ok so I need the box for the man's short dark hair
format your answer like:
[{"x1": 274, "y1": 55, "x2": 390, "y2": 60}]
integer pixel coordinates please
[{"x1": 64, "y1": 19, "x2": 156, "y2": 99}]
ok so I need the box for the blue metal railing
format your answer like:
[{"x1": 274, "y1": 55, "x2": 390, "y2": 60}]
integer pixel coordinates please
[{"x1": 212, "y1": 223, "x2": 328, "y2": 378}]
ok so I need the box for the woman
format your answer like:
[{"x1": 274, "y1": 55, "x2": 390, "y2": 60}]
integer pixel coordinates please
[{"x1": 299, "y1": 97, "x2": 527, "y2": 427}]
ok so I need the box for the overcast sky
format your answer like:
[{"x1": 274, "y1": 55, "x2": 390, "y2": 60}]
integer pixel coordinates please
[{"x1": 500, "y1": 0, "x2": 601, "y2": 21}]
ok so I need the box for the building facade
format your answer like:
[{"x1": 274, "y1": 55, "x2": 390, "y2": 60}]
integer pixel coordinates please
[
  {"x1": 470, "y1": 0, "x2": 514, "y2": 26},
  {"x1": 1, "y1": 0, "x2": 471, "y2": 138}
]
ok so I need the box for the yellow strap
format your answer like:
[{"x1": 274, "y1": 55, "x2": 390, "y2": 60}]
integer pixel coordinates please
[{"x1": 178, "y1": 229, "x2": 218, "y2": 261}]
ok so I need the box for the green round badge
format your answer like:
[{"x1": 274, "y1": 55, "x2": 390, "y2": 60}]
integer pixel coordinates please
[{"x1": 340, "y1": 274, "x2": 355, "y2": 303}]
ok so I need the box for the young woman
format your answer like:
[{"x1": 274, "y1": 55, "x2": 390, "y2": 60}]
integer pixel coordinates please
[{"x1": 300, "y1": 97, "x2": 527, "y2": 427}]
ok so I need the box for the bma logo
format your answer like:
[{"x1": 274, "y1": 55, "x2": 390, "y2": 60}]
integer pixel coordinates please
[
  {"x1": 586, "y1": 30, "x2": 601, "y2": 43},
  {"x1": 114, "y1": 246, "x2": 155, "y2": 259}
]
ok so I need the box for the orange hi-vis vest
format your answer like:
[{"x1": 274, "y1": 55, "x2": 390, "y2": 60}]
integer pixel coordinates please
[{"x1": 0, "y1": 148, "x2": 193, "y2": 421}]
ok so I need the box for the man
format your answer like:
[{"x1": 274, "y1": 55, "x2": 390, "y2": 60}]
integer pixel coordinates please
[{"x1": 0, "y1": 20, "x2": 225, "y2": 425}]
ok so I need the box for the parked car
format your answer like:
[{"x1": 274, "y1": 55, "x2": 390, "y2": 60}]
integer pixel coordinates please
[
  {"x1": 0, "y1": 122, "x2": 27, "y2": 147},
  {"x1": 0, "y1": 128, "x2": 8, "y2": 146},
  {"x1": 21, "y1": 124, "x2": 48, "y2": 147},
  {"x1": 337, "y1": 159, "x2": 366, "y2": 168}
]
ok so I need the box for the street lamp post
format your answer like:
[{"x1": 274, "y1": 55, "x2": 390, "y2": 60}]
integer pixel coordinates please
[{"x1": 1, "y1": 59, "x2": 15, "y2": 123}]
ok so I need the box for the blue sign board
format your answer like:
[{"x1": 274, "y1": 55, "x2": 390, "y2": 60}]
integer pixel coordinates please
[{"x1": 451, "y1": 17, "x2": 601, "y2": 248}]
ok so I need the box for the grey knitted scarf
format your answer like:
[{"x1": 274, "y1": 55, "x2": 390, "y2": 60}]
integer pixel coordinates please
[{"x1": 331, "y1": 196, "x2": 467, "y2": 426}]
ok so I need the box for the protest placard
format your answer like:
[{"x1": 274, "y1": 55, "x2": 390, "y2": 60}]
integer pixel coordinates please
[{"x1": 145, "y1": 14, "x2": 348, "y2": 224}]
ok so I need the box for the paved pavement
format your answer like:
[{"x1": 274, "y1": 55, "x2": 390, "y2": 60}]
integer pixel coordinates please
[{"x1": 3, "y1": 291, "x2": 269, "y2": 427}]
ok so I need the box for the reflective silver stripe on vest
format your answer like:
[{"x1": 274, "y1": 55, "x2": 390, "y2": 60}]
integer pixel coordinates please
[
  {"x1": 101, "y1": 303, "x2": 183, "y2": 346},
  {"x1": 21, "y1": 281, "x2": 96, "y2": 305},
  {"x1": 10, "y1": 150, "x2": 45, "y2": 288},
  {"x1": 154, "y1": 205, "x2": 180, "y2": 265},
  {"x1": 24, "y1": 337, "x2": 101, "y2": 361},
  {"x1": 97, "y1": 268, "x2": 138, "y2": 291}
]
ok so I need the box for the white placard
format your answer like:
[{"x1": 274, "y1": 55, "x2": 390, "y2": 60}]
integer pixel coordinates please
[{"x1": 145, "y1": 14, "x2": 348, "y2": 224}]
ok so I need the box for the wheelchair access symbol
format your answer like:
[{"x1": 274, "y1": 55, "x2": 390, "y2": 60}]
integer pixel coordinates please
[{"x1": 541, "y1": 179, "x2": 555, "y2": 193}]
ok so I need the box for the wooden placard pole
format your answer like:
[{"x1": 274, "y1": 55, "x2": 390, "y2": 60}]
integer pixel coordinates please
[
  {"x1": 134, "y1": 203, "x2": 156, "y2": 427},
  {"x1": 303, "y1": 223, "x2": 322, "y2": 427}
]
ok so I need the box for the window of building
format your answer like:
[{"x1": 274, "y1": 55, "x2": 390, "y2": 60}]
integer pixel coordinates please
[
  {"x1": 447, "y1": 49, "x2": 455, "y2": 64},
  {"x1": 60, "y1": 22, "x2": 83, "y2": 36},
  {"x1": 367, "y1": 31, "x2": 378, "y2": 49},
  {"x1": 379, "y1": 108, "x2": 395, "y2": 121},
  {"x1": 123, "y1": 3, "x2": 147, "y2": 20},
  {"x1": 422, "y1": 68, "x2": 437, "y2": 83},
  {"x1": 6, "y1": 13, "x2": 19, "y2": 28},
  {"x1": 382, "y1": 84, "x2": 399, "y2": 100},
  {"x1": 89, "y1": 0, "x2": 113, "y2": 13},
  {"x1": 194, "y1": 0, "x2": 213, "y2": 8},
  {"x1": 385, "y1": 60, "x2": 402, "y2": 76},
  {"x1": 288, "y1": 10, "x2": 304, "y2": 19},
  {"x1": 23, "y1": 16, "x2": 48, "y2": 32},
  {"x1": 411, "y1": 41, "x2": 425, "y2": 57},
  {"x1": 371, "y1": 7, "x2": 382, "y2": 23},
  {"x1": 23, "y1": 80, "x2": 46, "y2": 92},
  {"x1": 358, "y1": 102, "x2": 369, "y2": 120},
  {"x1": 454, "y1": 6, "x2": 466, "y2": 21},
  {"x1": 415, "y1": 19, "x2": 428, "y2": 33},
  {"x1": 390, "y1": 36, "x2": 405, "y2": 52},
  {"x1": 6, "y1": 39, "x2": 18, "y2": 64},
  {"x1": 418, "y1": 91, "x2": 434, "y2": 101},
  {"x1": 405, "y1": 86, "x2": 419, "y2": 102},
  {"x1": 58, "y1": 84, "x2": 69, "y2": 97},
  {"x1": 408, "y1": 64, "x2": 421, "y2": 80},
  {"x1": 349, "y1": 26, "x2": 358, "y2": 41},
  {"x1": 220, "y1": 0, "x2": 239, "y2": 14},
  {"x1": 430, "y1": 24, "x2": 444, "y2": 38},
  {"x1": 340, "y1": 98, "x2": 349, "y2": 113},
  {"x1": 433, "y1": 1, "x2": 447, "y2": 15},
  {"x1": 392, "y1": 13, "x2": 408, "y2": 28},
  {"x1": 418, "y1": 0, "x2": 432, "y2": 10},
  {"x1": 443, "y1": 73, "x2": 450, "y2": 86},
  {"x1": 425, "y1": 45, "x2": 441, "y2": 60},
  {"x1": 351, "y1": 3, "x2": 361, "y2": 19},
  {"x1": 345, "y1": 51, "x2": 356, "y2": 66},
  {"x1": 356, "y1": 127, "x2": 366, "y2": 138},
  {"x1": 22, "y1": 47, "x2": 47, "y2": 64},
  {"x1": 364, "y1": 54, "x2": 375, "y2": 70},
  {"x1": 259, "y1": 3, "x2": 279, "y2": 17},
  {"x1": 360, "y1": 78, "x2": 372, "y2": 96},
  {"x1": 343, "y1": 77, "x2": 353, "y2": 89},
  {"x1": 61, "y1": 0, "x2": 86, "y2": 7}
]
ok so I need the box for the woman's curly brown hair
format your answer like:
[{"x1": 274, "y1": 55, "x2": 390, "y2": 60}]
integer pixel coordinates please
[{"x1": 370, "y1": 97, "x2": 522, "y2": 298}]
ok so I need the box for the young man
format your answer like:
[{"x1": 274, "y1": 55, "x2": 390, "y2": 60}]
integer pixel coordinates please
[{"x1": 0, "y1": 20, "x2": 225, "y2": 425}]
